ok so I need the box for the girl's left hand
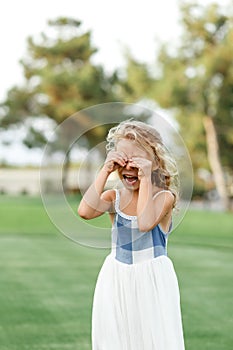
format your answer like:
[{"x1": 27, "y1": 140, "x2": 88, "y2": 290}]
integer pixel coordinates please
[{"x1": 129, "y1": 157, "x2": 152, "y2": 181}]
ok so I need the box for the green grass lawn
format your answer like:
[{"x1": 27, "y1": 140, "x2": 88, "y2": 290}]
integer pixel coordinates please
[{"x1": 0, "y1": 195, "x2": 232, "y2": 350}]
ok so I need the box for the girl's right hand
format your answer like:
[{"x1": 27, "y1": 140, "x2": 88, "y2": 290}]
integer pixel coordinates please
[{"x1": 103, "y1": 151, "x2": 127, "y2": 174}]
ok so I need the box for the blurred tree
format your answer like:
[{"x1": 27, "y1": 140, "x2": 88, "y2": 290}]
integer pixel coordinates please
[
  {"x1": 122, "y1": 2, "x2": 233, "y2": 210},
  {"x1": 117, "y1": 55, "x2": 154, "y2": 101},
  {"x1": 1, "y1": 18, "x2": 117, "y2": 125},
  {"x1": 0, "y1": 17, "x2": 119, "y2": 189}
]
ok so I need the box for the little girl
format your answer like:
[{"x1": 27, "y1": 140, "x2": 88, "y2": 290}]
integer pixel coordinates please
[{"x1": 78, "y1": 120, "x2": 185, "y2": 350}]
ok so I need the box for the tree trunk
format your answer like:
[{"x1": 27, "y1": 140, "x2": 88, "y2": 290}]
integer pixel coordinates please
[
  {"x1": 203, "y1": 115, "x2": 230, "y2": 211},
  {"x1": 62, "y1": 148, "x2": 71, "y2": 193}
]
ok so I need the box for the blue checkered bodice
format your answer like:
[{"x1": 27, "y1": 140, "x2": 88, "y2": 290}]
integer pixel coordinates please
[{"x1": 111, "y1": 189, "x2": 171, "y2": 265}]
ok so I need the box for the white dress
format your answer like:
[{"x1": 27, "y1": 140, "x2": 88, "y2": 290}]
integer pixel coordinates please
[{"x1": 92, "y1": 190, "x2": 185, "y2": 350}]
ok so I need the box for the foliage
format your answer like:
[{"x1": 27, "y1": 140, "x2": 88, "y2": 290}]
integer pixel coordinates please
[
  {"x1": 0, "y1": 17, "x2": 119, "y2": 146},
  {"x1": 1, "y1": 6, "x2": 233, "y2": 202},
  {"x1": 151, "y1": 2, "x2": 233, "y2": 170},
  {"x1": 117, "y1": 56, "x2": 154, "y2": 101},
  {"x1": 120, "y1": 2, "x2": 233, "y2": 204}
]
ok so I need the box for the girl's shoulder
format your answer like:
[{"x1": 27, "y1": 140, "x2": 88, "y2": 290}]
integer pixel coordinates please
[
  {"x1": 101, "y1": 189, "x2": 116, "y2": 202},
  {"x1": 153, "y1": 188, "x2": 175, "y2": 199},
  {"x1": 152, "y1": 189, "x2": 175, "y2": 213},
  {"x1": 153, "y1": 189, "x2": 175, "y2": 201},
  {"x1": 101, "y1": 189, "x2": 117, "y2": 223}
]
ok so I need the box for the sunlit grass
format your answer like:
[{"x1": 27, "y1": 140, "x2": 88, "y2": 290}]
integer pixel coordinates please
[{"x1": 0, "y1": 195, "x2": 232, "y2": 349}]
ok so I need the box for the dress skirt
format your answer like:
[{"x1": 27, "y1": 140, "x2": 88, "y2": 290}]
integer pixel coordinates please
[{"x1": 92, "y1": 253, "x2": 185, "y2": 350}]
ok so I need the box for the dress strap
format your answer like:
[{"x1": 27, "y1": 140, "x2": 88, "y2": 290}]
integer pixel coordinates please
[
  {"x1": 114, "y1": 189, "x2": 120, "y2": 212},
  {"x1": 153, "y1": 190, "x2": 174, "y2": 234},
  {"x1": 153, "y1": 190, "x2": 174, "y2": 200}
]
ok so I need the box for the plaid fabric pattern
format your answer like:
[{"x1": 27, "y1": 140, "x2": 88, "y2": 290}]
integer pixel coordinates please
[{"x1": 112, "y1": 189, "x2": 169, "y2": 265}]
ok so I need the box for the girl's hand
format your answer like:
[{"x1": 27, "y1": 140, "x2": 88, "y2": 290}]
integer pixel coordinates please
[
  {"x1": 129, "y1": 157, "x2": 153, "y2": 181},
  {"x1": 103, "y1": 151, "x2": 127, "y2": 174}
]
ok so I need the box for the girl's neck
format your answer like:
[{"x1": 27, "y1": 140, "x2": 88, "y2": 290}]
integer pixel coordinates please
[
  {"x1": 123, "y1": 187, "x2": 139, "y2": 198},
  {"x1": 123, "y1": 185, "x2": 162, "y2": 196}
]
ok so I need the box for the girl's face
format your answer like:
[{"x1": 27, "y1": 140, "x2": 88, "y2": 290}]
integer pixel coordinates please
[{"x1": 116, "y1": 138, "x2": 154, "y2": 190}]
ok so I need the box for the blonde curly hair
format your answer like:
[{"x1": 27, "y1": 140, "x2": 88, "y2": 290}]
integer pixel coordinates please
[{"x1": 106, "y1": 119, "x2": 179, "y2": 206}]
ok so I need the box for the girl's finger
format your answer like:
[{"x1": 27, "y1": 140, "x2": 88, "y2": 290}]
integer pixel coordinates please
[
  {"x1": 119, "y1": 152, "x2": 128, "y2": 161},
  {"x1": 114, "y1": 157, "x2": 126, "y2": 166}
]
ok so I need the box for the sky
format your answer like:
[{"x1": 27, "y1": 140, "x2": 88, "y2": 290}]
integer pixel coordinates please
[
  {"x1": 0, "y1": 0, "x2": 230, "y2": 165},
  {"x1": 0, "y1": 0, "x2": 182, "y2": 101}
]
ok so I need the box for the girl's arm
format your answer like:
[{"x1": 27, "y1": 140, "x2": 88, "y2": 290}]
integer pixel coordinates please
[
  {"x1": 130, "y1": 157, "x2": 174, "y2": 232},
  {"x1": 78, "y1": 167, "x2": 112, "y2": 219},
  {"x1": 137, "y1": 178, "x2": 174, "y2": 232},
  {"x1": 78, "y1": 151, "x2": 127, "y2": 220}
]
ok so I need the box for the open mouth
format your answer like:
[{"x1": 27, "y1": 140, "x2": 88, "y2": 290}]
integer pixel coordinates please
[{"x1": 123, "y1": 174, "x2": 138, "y2": 186}]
